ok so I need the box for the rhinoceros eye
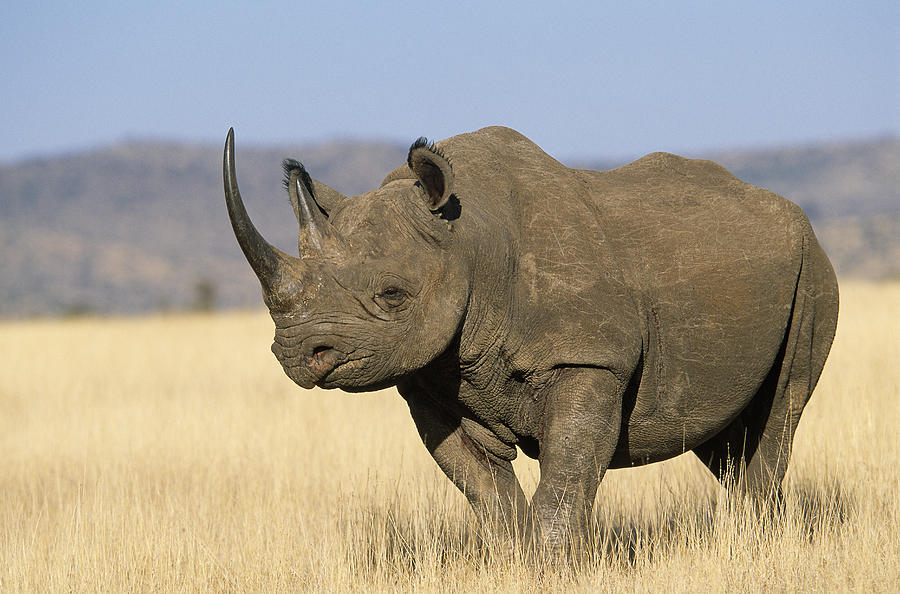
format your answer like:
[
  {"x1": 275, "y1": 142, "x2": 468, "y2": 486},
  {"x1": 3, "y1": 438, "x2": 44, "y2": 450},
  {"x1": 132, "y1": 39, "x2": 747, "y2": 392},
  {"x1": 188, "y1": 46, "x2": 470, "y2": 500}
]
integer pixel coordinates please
[{"x1": 375, "y1": 286, "x2": 408, "y2": 310}]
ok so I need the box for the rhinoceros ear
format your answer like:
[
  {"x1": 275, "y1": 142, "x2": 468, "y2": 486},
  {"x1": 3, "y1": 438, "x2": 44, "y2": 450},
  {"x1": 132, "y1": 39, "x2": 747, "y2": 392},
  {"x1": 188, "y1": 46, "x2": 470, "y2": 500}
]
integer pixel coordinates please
[{"x1": 408, "y1": 138, "x2": 454, "y2": 210}]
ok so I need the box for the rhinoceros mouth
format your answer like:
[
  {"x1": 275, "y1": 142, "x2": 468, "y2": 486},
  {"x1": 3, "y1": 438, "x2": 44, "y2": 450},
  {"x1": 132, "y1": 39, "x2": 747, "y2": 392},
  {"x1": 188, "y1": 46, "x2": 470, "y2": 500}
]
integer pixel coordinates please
[
  {"x1": 284, "y1": 355, "x2": 344, "y2": 389},
  {"x1": 314, "y1": 353, "x2": 376, "y2": 387},
  {"x1": 282, "y1": 351, "x2": 374, "y2": 389}
]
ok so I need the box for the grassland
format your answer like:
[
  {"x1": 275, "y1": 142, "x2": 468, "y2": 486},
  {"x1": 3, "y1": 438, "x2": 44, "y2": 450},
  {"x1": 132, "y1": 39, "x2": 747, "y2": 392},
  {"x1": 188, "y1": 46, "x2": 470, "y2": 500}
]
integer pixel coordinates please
[{"x1": 1, "y1": 282, "x2": 898, "y2": 592}]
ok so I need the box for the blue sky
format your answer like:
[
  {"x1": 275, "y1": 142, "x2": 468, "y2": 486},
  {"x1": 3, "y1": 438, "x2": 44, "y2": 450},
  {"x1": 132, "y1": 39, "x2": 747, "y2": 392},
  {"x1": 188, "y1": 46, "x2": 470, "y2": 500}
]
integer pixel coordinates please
[{"x1": 2, "y1": 1, "x2": 897, "y2": 162}]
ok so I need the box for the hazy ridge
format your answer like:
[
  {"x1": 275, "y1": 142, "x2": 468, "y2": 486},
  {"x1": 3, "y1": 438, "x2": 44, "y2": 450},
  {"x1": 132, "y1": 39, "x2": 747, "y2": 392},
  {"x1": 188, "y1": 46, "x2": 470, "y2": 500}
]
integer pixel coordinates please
[{"x1": 1, "y1": 136, "x2": 897, "y2": 317}]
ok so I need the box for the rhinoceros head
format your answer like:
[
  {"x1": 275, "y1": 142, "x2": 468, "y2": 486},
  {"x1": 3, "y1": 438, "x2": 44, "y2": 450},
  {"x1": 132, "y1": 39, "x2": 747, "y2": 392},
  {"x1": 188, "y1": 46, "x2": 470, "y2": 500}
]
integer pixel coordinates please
[{"x1": 224, "y1": 129, "x2": 468, "y2": 391}]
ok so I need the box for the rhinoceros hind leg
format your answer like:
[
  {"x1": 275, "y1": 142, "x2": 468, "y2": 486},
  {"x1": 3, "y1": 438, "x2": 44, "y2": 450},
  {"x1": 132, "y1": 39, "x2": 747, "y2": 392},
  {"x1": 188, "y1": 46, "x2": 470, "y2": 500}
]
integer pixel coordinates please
[
  {"x1": 695, "y1": 230, "x2": 839, "y2": 505},
  {"x1": 692, "y1": 356, "x2": 792, "y2": 505}
]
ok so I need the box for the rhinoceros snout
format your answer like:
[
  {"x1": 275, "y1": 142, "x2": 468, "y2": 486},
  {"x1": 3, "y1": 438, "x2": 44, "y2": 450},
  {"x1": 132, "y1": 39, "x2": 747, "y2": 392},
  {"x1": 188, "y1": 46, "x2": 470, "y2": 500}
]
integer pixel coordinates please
[{"x1": 271, "y1": 338, "x2": 345, "y2": 388}]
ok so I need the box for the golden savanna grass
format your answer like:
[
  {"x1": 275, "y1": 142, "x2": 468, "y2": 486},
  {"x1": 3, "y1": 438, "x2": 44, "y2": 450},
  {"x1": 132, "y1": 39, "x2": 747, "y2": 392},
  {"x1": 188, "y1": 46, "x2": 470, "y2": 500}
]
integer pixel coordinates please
[{"x1": 1, "y1": 282, "x2": 898, "y2": 591}]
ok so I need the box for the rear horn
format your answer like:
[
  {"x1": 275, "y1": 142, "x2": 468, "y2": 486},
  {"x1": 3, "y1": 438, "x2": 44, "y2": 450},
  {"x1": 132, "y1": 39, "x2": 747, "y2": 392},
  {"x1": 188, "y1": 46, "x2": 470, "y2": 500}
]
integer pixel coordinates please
[{"x1": 285, "y1": 161, "x2": 345, "y2": 255}]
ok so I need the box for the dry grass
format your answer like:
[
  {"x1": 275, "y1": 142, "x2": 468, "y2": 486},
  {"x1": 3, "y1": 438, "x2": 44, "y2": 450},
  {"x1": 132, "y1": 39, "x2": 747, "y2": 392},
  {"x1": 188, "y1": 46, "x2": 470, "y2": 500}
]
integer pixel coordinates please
[{"x1": 1, "y1": 282, "x2": 898, "y2": 592}]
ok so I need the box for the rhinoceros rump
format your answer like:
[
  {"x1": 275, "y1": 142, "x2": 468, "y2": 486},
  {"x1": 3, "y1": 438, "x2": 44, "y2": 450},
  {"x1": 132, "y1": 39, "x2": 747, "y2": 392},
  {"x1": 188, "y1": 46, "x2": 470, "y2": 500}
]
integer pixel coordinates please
[{"x1": 223, "y1": 126, "x2": 838, "y2": 551}]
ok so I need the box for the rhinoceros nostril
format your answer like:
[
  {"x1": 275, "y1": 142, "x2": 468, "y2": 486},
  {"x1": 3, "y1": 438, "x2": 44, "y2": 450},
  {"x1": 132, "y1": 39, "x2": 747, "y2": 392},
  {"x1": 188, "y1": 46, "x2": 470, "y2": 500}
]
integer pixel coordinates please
[{"x1": 310, "y1": 344, "x2": 334, "y2": 358}]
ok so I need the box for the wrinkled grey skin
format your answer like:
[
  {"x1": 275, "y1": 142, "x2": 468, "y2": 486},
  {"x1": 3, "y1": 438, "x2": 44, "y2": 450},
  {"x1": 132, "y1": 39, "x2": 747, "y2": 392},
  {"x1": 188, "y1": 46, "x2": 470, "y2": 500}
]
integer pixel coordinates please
[{"x1": 223, "y1": 126, "x2": 838, "y2": 552}]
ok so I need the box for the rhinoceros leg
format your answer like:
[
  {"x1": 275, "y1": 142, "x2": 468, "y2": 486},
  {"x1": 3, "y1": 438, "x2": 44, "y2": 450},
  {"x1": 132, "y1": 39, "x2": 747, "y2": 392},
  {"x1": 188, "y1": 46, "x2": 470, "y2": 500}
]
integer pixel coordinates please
[
  {"x1": 692, "y1": 356, "x2": 791, "y2": 503},
  {"x1": 399, "y1": 384, "x2": 528, "y2": 543},
  {"x1": 694, "y1": 229, "x2": 839, "y2": 504},
  {"x1": 530, "y1": 367, "x2": 624, "y2": 552}
]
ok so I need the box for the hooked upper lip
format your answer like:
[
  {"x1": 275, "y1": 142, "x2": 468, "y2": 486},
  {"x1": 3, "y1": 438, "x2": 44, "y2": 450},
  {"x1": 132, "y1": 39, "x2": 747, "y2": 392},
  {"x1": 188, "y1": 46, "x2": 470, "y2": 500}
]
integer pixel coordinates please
[
  {"x1": 290, "y1": 352, "x2": 345, "y2": 388},
  {"x1": 272, "y1": 338, "x2": 375, "y2": 389},
  {"x1": 306, "y1": 348, "x2": 344, "y2": 383},
  {"x1": 271, "y1": 340, "x2": 342, "y2": 387}
]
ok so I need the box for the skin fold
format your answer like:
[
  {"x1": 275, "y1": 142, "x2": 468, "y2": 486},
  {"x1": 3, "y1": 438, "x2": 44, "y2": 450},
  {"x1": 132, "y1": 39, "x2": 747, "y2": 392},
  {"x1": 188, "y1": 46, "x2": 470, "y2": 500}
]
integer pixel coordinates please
[{"x1": 223, "y1": 126, "x2": 839, "y2": 553}]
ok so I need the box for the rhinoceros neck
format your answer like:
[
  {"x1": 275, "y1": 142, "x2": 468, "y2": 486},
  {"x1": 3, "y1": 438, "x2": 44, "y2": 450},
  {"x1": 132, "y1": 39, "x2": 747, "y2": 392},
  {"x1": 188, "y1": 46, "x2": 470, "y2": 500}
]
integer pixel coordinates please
[{"x1": 406, "y1": 328, "x2": 546, "y2": 448}]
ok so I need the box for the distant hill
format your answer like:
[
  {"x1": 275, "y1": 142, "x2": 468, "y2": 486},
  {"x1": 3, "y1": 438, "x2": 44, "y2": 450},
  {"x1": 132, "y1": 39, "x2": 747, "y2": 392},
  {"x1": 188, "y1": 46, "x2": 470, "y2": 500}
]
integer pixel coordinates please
[{"x1": 1, "y1": 135, "x2": 897, "y2": 317}]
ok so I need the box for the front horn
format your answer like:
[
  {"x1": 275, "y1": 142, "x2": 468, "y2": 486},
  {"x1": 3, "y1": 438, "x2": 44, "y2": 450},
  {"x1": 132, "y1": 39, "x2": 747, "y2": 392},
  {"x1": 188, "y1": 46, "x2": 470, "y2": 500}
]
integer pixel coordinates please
[{"x1": 223, "y1": 128, "x2": 297, "y2": 291}]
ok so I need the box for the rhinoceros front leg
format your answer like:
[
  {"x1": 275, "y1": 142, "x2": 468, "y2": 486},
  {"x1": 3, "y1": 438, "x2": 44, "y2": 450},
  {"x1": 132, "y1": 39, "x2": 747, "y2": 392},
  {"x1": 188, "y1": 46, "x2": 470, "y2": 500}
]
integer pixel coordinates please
[
  {"x1": 400, "y1": 385, "x2": 528, "y2": 542},
  {"x1": 530, "y1": 367, "x2": 624, "y2": 552}
]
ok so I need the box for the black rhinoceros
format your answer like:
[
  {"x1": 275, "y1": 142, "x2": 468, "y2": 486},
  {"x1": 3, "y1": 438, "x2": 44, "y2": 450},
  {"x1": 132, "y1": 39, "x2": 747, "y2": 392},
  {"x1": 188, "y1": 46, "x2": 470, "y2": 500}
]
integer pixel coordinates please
[{"x1": 223, "y1": 126, "x2": 838, "y2": 550}]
